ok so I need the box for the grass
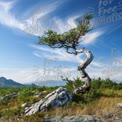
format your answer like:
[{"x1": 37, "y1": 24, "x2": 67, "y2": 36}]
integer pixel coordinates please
[
  {"x1": 40, "y1": 89, "x2": 122, "y2": 117},
  {"x1": 0, "y1": 81, "x2": 122, "y2": 122}
]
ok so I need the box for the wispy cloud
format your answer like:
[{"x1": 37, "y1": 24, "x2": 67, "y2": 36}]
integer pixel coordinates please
[
  {"x1": 1, "y1": 0, "x2": 100, "y2": 41},
  {"x1": 88, "y1": 66, "x2": 122, "y2": 82},
  {"x1": 0, "y1": 0, "x2": 65, "y2": 34},
  {"x1": 54, "y1": 15, "x2": 79, "y2": 33},
  {"x1": 1, "y1": 56, "x2": 121, "y2": 84},
  {"x1": 0, "y1": 0, "x2": 104, "y2": 43},
  {"x1": 0, "y1": 67, "x2": 76, "y2": 84},
  {"x1": 0, "y1": 68, "x2": 34, "y2": 83},
  {"x1": 24, "y1": 1, "x2": 64, "y2": 35},
  {"x1": 32, "y1": 45, "x2": 104, "y2": 68},
  {"x1": 0, "y1": 0, "x2": 13, "y2": 11},
  {"x1": 81, "y1": 31, "x2": 104, "y2": 45},
  {"x1": 24, "y1": 14, "x2": 80, "y2": 35},
  {"x1": 1, "y1": 64, "x2": 122, "y2": 84},
  {"x1": 32, "y1": 45, "x2": 84, "y2": 63},
  {"x1": 0, "y1": 0, "x2": 24, "y2": 29},
  {"x1": 25, "y1": 1, "x2": 62, "y2": 24}
]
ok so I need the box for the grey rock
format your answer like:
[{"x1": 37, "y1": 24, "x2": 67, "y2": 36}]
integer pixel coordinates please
[
  {"x1": 0, "y1": 93, "x2": 18, "y2": 101},
  {"x1": 117, "y1": 103, "x2": 122, "y2": 108},
  {"x1": 44, "y1": 115, "x2": 104, "y2": 122},
  {"x1": 25, "y1": 87, "x2": 72, "y2": 116}
]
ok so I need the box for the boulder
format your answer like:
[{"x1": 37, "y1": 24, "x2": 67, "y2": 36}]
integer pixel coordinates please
[{"x1": 25, "y1": 87, "x2": 72, "y2": 116}]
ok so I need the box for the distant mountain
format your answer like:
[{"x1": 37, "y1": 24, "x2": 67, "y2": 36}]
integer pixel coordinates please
[
  {"x1": 0, "y1": 77, "x2": 39, "y2": 87},
  {"x1": 24, "y1": 83, "x2": 39, "y2": 87},
  {"x1": 0, "y1": 77, "x2": 24, "y2": 87}
]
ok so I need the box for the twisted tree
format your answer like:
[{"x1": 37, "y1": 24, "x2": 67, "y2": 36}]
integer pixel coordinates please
[{"x1": 38, "y1": 14, "x2": 94, "y2": 94}]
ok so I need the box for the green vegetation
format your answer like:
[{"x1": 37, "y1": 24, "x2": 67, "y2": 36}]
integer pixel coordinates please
[
  {"x1": 38, "y1": 14, "x2": 93, "y2": 55},
  {"x1": 0, "y1": 78, "x2": 122, "y2": 121}
]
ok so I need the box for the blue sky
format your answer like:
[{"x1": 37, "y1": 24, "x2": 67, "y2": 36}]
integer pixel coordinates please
[{"x1": 0, "y1": 0, "x2": 122, "y2": 85}]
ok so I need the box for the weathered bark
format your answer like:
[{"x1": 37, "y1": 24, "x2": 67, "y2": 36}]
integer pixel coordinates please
[
  {"x1": 62, "y1": 48, "x2": 94, "y2": 94},
  {"x1": 74, "y1": 48, "x2": 94, "y2": 94}
]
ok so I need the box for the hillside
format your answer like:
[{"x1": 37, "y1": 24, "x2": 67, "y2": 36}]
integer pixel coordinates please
[
  {"x1": 0, "y1": 77, "x2": 24, "y2": 87},
  {"x1": 0, "y1": 78, "x2": 121, "y2": 122}
]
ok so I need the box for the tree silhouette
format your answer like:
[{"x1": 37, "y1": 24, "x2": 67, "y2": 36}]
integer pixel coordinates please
[{"x1": 38, "y1": 14, "x2": 94, "y2": 94}]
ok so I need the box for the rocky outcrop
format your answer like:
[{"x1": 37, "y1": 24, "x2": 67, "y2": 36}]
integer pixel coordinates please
[
  {"x1": 25, "y1": 87, "x2": 72, "y2": 116},
  {"x1": 0, "y1": 93, "x2": 18, "y2": 101},
  {"x1": 44, "y1": 115, "x2": 104, "y2": 122}
]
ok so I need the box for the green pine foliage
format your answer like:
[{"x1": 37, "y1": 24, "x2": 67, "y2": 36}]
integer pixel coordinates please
[{"x1": 38, "y1": 14, "x2": 93, "y2": 55}]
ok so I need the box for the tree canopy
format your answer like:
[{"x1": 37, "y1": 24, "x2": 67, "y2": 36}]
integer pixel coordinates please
[{"x1": 38, "y1": 14, "x2": 93, "y2": 55}]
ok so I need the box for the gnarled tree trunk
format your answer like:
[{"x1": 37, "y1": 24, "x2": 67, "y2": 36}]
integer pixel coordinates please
[
  {"x1": 62, "y1": 48, "x2": 94, "y2": 94},
  {"x1": 74, "y1": 48, "x2": 94, "y2": 94}
]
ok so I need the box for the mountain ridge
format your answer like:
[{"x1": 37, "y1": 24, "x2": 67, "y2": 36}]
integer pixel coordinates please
[
  {"x1": 0, "y1": 77, "x2": 24, "y2": 87},
  {"x1": 0, "y1": 77, "x2": 38, "y2": 87}
]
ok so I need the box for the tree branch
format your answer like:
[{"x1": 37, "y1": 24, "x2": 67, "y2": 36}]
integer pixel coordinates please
[{"x1": 61, "y1": 76, "x2": 76, "y2": 89}]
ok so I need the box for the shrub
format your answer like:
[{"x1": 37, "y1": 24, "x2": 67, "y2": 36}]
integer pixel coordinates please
[{"x1": 19, "y1": 86, "x2": 38, "y2": 99}]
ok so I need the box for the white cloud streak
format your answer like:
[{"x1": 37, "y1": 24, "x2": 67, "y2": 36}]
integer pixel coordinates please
[
  {"x1": 24, "y1": 1, "x2": 63, "y2": 35},
  {"x1": 0, "y1": 0, "x2": 24, "y2": 29},
  {"x1": 0, "y1": 67, "x2": 76, "y2": 84},
  {"x1": 0, "y1": 68, "x2": 34, "y2": 83},
  {"x1": 1, "y1": 63, "x2": 122, "y2": 84},
  {"x1": 88, "y1": 66, "x2": 122, "y2": 82},
  {"x1": 81, "y1": 31, "x2": 104, "y2": 45},
  {"x1": 0, "y1": 0, "x2": 103, "y2": 46},
  {"x1": 0, "y1": 0, "x2": 64, "y2": 34},
  {"x1": 25, "y1": 1, "x2": 61, "y2": 25},
  {"x1": 54, "y1": 15, "x2": 79, "y2": 33},
  {"x1": 0, "y1": 0, "x2": 13, "y2": 11},
  {"x1": 32, "y1": 45, "x2": 104, "y2": 68},
  {"x1": 32, "y1": 45, "x2": 84, "y2": 63}
]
